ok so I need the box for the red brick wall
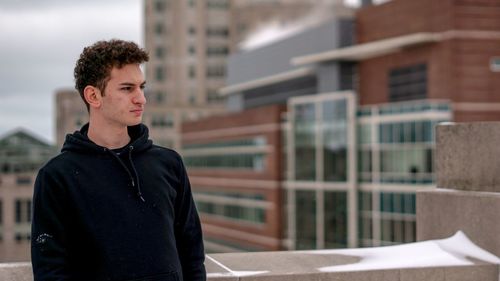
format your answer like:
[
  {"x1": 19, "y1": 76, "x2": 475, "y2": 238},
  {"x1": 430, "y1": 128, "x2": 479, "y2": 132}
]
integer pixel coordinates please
[
  {"x1": 357, "y1": 0, "x2": 500, "y2": 111},
  {"x1": 453, "y1": 0, "x2": 500, "y2": 31},
  {"x1": 357, "y1": 0, "x2": 454, "y2": 43},
  {"x1": 182, "y1": 105, "x2": 285, "y2": 137},
  {"x1": 358, "y1": 43, "x2": 453, "y2": 105},
  {"x1": 454, "y1": 111, "x2": 500, "y2": 122},
  {"x1": 357, "y1": 0, "x2": 500, "y2": 43},
  {"x1": 450, "y1": 39, "x2": 500, "y2": 103},
  {"x1": 180, "y1": 105, "x2": 286, "y2": 251}
]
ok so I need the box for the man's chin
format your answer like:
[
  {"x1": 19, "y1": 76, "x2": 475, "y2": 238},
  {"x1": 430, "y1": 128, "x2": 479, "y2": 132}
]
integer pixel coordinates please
[{"x1": 127, "y1": 119, "x2": 143, "y2": 126}]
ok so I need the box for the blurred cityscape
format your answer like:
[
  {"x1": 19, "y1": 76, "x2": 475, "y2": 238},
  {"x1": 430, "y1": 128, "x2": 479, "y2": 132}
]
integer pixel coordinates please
[{"x1": 1, "y1": 0, "x2": 500, "y2": 263}]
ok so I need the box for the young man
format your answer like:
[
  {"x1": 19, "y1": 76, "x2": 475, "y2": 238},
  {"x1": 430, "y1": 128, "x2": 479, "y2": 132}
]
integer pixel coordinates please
[{"x1": 31, "y1": 39, "x2": 206, "y2": 281}]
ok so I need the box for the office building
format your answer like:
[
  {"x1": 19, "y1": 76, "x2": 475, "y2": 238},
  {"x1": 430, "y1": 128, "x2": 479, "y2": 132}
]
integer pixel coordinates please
[
  {"x1": 182, "y1": 11, "x2": 355, "y2": 251},
  {"x1": 0, "y1": 129, "x2": 56, "y2": 262},
  {"x1": 143, "y1": 0, "x2": 348, "y2": 149},
  {"x1": 182, "y1": 105, "x2": 286, "y2": 252},
  {"x1": 55, "y1": 89, "x2": 88, "y2": 148},
  {"x1": 182, "y1": 0, "x2": 500, "y2": 251}
]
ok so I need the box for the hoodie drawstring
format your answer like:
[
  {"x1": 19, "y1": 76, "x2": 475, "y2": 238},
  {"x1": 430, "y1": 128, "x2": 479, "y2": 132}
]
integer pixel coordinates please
[
  {"x1": 128, "y1": 146, "x2": 146, "y2": 202},
  {"x1": 107, "y1": 147, "x2": 146, "y2": 202}
]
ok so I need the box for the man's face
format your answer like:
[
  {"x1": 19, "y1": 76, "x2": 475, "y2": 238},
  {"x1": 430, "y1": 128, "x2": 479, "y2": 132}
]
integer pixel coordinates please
[{"x1": 99, "y1": 64, "x2": 146, "y2": 127}]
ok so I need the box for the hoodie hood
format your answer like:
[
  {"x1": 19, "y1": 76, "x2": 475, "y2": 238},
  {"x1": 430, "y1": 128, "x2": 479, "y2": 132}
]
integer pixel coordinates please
[
  {"x1": 62, "y1": 123, "x2": 153, "y2": 154},
  {"x1": 62, "y1": 123, "x2": 153, "y2": 202}
]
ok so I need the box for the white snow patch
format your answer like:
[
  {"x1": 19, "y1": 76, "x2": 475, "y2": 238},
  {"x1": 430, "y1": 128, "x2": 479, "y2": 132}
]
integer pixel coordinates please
[
  {"x1": 238, "y1": 4, "x2": 336, "y2": 51},
  {"x1": 206, "y1": 255, "x2": 268, "y2": 277},
  {"x1": 303, "y1": 231, "x2": 500, "y2": 272}
]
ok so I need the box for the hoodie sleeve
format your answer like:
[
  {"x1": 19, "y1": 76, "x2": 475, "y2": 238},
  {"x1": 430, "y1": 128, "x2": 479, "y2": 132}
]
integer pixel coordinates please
[
  {"x1": 174, "y1": 156, "x2": 206, "y2": 281},
  {"x1": 31, "y1": 167, "x2": 71, "y2": 281}
]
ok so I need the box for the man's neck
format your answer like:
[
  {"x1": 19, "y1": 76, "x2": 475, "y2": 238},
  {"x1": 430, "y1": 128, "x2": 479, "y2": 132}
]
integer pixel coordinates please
[{"x1": 87, "y1": 121, "x2": 131, "y2": 150}]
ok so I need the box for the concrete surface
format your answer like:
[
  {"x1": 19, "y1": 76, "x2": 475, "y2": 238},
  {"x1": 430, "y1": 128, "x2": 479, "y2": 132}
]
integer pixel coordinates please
[
  {"x1": 435, "y1": 122, "x2": 500, "y2": 192},
  {"x1": 2, "y1": 257, "x2": 498, "y2": 281},
  {"x1": 417, "y1": 189, "x2": 500, "y2": 258}
]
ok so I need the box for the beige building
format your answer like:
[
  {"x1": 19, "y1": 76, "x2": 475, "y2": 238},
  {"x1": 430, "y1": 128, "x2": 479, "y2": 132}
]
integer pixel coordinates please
[
  {"x1": 0, "y1": 129, "x2": 56, "y2": 262},
  {"x1": 143, "y1": 0, "x2": 349, "y2": 149},
  {"x1": 55, "y1": 89, "x2": 87, "y2": 148}
]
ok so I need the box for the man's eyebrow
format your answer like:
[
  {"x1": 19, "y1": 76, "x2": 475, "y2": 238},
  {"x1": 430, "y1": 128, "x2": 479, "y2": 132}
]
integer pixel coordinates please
[{"x1": 118, "y1": 81, "x2": 146, "y2": 86}]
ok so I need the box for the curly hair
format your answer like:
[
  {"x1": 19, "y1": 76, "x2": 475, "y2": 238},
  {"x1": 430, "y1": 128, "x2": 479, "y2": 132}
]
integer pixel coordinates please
[{"x1": 74, "y1": 39, "x2": 149, "y2": 110}]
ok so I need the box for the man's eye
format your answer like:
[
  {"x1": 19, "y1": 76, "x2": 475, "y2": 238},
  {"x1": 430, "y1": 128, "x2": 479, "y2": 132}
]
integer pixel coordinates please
[{"x1": 121, "y1": 87, "x2": 132, "y2": 91}]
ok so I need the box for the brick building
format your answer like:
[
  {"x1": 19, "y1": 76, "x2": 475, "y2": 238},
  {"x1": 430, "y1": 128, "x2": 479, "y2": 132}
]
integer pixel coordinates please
[
  {"x1": 182, "y1": 105, "x2": 285, "y2": 252},
  {"x1": 182, "y1": 0, "x2": 500, "y2": 251},
  {"x1": 0, "y1": 129, "x2": 55, "y2": 262}
]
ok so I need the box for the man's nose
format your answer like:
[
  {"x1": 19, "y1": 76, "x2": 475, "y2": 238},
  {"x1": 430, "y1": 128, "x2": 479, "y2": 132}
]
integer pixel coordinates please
[{"x1": 133, "y1": 90, "x2": 147, "y2": 105}]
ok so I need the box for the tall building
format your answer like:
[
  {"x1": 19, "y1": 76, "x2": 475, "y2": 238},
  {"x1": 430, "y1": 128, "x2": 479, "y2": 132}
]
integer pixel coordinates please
[
  {"x1": 287, "y1": 0, "x2": 500, "y2": 249},
  {"x1": 182, "y1": 0, "x2": 500, "y2": 252},
  {"x1": 0, "y1": 129, "x2": 56, "y2": 262},
  {"x1": 55, "y1": 89, "x2": 87, "y2": 148},
  {"x1": 182, "y1": 11, "x2": 355, "y2": 252},
  {"x1": 143, "y1": 0, "x2": 348, "y2": 149}
]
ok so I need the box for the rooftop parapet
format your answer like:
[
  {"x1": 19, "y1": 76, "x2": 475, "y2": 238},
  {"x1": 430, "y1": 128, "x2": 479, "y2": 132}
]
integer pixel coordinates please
[{"x1": 1, "y1": 231, "x2": 498, "y2": 281}]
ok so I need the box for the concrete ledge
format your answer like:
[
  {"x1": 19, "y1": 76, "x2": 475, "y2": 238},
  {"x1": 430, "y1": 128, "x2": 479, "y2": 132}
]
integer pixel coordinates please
[
  {"x1": 417, "y1": 189, "x2": 500, "y2": 257},
  {"x1": 0, "y1": 262, "x2": 32, "y2": 281},
  {"x1": 436, "y1": 122, "x2": 500, "y2": 192},
  {"x1": 2, "y1": 260, "x2": 498, "y2": 281}
]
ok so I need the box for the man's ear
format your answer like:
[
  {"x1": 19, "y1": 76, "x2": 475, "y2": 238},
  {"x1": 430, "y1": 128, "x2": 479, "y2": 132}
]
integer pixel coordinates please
[{"x1": 83, "y1": 86, "x2": 102, "y2": 109}]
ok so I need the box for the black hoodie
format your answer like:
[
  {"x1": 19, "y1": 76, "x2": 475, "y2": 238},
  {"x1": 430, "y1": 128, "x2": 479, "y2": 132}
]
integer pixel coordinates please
[{"x1": 31, "y1": 123, "x2": 206, "y2": 281}]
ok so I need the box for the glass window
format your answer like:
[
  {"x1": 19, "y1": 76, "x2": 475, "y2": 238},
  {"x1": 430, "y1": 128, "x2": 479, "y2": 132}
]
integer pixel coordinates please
[
  {"x1": 16, "y1": 176, "x2": 31, "y2": 185},
  {"x1": 295, "y1": 190, "x2": 316, "y2": 250},
  {"x1": 294, "y1": 103, "x2": 316, "y2": 181},
  {"x1": 15, "y1": 200, "x2": 21, "y2": 223},
  {"x1": 188, "y1": 45, "x2": 196, "y2": 55},
  {"x1": 155, "y1": 22, "x2": 164, "y2": 35},
  {"x1": 194, "y1": 190, "x2": 266, "y2": 224},
  {"x1": 323, "y1": 100, "x2": 348, "y2": 182},
  {"x1": 189, "y1": 65, "x2": 196, "y2": 78},
  {"x1": 14, "y1": 199, "x2": 31, "y2": 223},
  {"x1": 357, "y1": 149, "x2": 372, "y2": 182},
  {"x1": 380, "y1": 192, "x2": 393, "y2": 213},
  {"x1": 490, "y1": 57, "x2": 500, "y2": 72},
  {"x1": 156, "y1": 91, "x2": 166, "y2": 104},
  {"x1": 357, "y1": 124, "x2": 371, "y2": 144},
  {"x1": 404, "y1": 221, "x2": 416, "y2": 242},
  {"x1": 324, "y1": 191, "x2": 347, "y2": 248},
  {"x1": 155, "y1": 47, "x2": 165, "y2": 59},
  {"x1": 381, "y1": 218, "x2": 392, "y2": 242},
  {"x1": 156, "y1": 66, "x2": 165, "y2": 82},
  {"x1": 388, "y1": 63, "x2": 427, "y2": 102},
  {"x1": 206, "y1": 65, "x2": 225, "y2": 78},
  {"x1": 155, "y1": 0, "x2": 166, "y2": 11}
]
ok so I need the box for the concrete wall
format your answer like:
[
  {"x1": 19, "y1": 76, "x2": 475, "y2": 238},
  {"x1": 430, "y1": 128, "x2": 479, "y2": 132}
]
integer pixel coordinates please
[
  {"x1": 417, "y1": 122, "x2": 500, "y2": 258},
  {"x1": 3, "y1": 256, "x2": 498, "y2": 281}
]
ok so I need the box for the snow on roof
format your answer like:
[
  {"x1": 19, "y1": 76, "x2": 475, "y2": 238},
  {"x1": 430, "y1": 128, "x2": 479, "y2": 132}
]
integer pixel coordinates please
[{"x1": 305, "y1": 231, "x2": 500, "y2": 272}]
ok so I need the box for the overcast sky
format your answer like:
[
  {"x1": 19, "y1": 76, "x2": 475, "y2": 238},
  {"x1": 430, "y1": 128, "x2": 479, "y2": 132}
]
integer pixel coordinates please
[{"x1": 0, "y1": 0, "x2": 142, "y2": 143}]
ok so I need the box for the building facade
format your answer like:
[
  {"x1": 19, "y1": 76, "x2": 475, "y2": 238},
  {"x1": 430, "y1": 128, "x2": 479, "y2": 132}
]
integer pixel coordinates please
[
  {"x1": 55, "y1": 89, "x2": 88, "y2": 148},
  {"x1": 143, "y1": 0, "x2": 347, "y2": 148},
  {"x1": 0, "y1": 129, "x2": 55, "y2": 262},
  {"x1": 182, "y1": 13, "x2": 355, "y2": 252},
  {"x1": 286, "y1": 0, "x2": 500, "y2": 249},
  {"x1": 181, "y1": 105, "x2": 285, "y2": 252},
  {"x1": 182, "y1": 0, "x2": 500, "y2": 252}
]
